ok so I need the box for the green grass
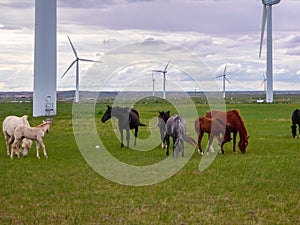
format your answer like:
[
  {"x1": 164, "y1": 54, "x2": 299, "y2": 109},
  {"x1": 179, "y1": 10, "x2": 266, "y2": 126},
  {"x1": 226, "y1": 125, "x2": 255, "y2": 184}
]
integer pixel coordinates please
[{"x1": 0, "y1": 101, "x2": 299, "y2": 224}]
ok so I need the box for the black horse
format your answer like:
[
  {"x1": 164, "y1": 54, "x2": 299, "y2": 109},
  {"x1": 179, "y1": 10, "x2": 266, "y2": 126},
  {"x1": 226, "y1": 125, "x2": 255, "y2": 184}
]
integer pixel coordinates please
[
  {"x1": 101, "y1": 105, "x2": 145, "y2": 148},
  {"x1": 291, "y1": 109, "x2": 300, "y2": 138},
  {"x1": 157, "y1": 111, "x2": 170, "y2": 149}
]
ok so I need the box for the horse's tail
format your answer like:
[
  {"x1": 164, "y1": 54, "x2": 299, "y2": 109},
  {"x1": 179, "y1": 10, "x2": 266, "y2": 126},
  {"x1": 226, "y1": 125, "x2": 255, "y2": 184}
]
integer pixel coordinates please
[
  {"x1": 185, "y1": 135, "x2": 197, "y2": 147},
  {"x1": 194, "y1": 118, "x2": 201, "y2": 135}
]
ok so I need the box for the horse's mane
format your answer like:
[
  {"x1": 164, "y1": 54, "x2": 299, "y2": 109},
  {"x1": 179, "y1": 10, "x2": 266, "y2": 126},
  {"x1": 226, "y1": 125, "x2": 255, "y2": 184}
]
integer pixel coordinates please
[
  {"x1": 36, "y1": 121, "x2": 51, "y2": 128},
  {"x1": 230, "y1": 110, "x2": 248, "y2": 137}
]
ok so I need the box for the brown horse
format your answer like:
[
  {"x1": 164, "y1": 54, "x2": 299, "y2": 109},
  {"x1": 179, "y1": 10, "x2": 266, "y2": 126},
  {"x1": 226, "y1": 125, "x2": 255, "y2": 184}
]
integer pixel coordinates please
[
  {"x1": 206, "y1": 109, "x2": 249, "y2": 153},
  {"x1": 194, "y1": 116, "x2": 230, "y2": 154}
]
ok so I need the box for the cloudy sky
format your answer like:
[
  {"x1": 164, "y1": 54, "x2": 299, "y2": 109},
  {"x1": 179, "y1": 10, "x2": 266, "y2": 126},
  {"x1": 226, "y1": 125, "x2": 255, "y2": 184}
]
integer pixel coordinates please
[{"x1": 0, "y1": 0, "x2": 299, "y2": 92}]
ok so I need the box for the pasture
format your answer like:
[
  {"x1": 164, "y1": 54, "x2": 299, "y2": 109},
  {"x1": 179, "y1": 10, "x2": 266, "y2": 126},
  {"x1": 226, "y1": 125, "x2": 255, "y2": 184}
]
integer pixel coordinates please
[{"x1": 0, "y1": 101, "x2": 299, "y2": 224}]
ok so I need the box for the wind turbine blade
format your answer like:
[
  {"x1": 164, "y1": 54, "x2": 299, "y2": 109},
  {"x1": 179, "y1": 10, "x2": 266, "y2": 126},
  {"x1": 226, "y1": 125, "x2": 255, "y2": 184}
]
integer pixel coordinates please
[
  {"x1": 61, "y1": 60, "x2": 77, "y2": 78},
  {"x1": 79, "y1": 58, "x2": 102, "y2": 63},
  {"x1": 67, "y1": 36, "x2": 78, "y2": 58},
  {"x1": 151, "y1": 70, "x2": 164, "y2": 73},
  {"x1": 216, "y1": 75, "x2": 223, "y2": 78},
  {"x1": 259, "y1": 5, "x2": 267, "y2": 58},
  {"x1": 223, "y1": 64, "x2": 227, "y2": 75},
  {"x1": 225, "y1": 77, "x2": 231, "y2": 84},
  {"x1": 164, "y1": 60, "x2": 171, "y2": 72}
]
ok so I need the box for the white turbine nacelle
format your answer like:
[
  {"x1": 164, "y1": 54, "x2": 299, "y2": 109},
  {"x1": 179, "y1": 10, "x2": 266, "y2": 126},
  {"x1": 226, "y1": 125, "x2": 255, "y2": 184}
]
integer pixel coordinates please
[{"x1": 262, "y1": 0, "x2": 280, "y2": 5}]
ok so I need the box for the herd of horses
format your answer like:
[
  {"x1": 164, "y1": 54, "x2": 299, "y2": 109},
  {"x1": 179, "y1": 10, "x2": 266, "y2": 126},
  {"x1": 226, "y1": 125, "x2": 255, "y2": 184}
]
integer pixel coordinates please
[
  {"x1": 101, "y1": 105, "x2": 250, "y2": 157},
  {"x1": 2, "y1": 115, "x2": 52, "y2": 159},
  {"x1": 2, "y1": 106, "x2": 299, "y2": 159}
]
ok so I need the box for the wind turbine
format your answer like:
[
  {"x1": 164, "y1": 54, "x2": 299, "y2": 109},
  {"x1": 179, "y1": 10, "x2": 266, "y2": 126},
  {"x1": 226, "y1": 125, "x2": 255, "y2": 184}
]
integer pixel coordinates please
[
  {"x1": 151, "y1": 60, "x2": 170, "y2": 99},
  {"x1": 151, "y1": 72, "x2": 155, "y2": 96},
  {"x1": 216, "y1": 64, "x2": 231, "y2": 99},
  {"x1": 259, "y1": 0, "x2": 281, "y2": 103},
  {"x1": 61, "y1": 36, "x2": 102, "y2": 103}
]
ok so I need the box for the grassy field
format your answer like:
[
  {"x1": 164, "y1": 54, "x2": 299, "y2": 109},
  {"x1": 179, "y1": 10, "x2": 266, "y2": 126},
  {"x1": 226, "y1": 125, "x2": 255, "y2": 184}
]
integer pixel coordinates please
[{"x1": 0, "y1": 101, "x2": 299, "y2": 224}]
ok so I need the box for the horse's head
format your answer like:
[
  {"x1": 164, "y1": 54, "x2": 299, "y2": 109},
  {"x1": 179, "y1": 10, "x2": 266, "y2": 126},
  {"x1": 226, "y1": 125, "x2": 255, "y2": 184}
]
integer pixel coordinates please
[
  {"x1": 21, "y1": 138, "x2": 32, "y2": 157},
  {"x1": 101, "y1": 105, "x2": 112, "y2": 123},
  {"x1": 157, "y1": 111, "x2": 170, "y2": 127},
  {"x1": 42, "y1": 120, "x2": 52, "y2": 133},
  {"x1": 238, "y1": 136, "x2": 249, "y2": 153}
]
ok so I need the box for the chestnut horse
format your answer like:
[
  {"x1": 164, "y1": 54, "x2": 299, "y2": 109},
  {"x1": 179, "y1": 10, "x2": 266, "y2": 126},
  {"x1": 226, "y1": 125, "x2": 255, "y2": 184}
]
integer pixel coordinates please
[
  {"x1": 206, "y1": 109, "x2": 249, "y2": 153},
  {"x1": 194, "y1": 116, "x2": 231, "y2": 154}
]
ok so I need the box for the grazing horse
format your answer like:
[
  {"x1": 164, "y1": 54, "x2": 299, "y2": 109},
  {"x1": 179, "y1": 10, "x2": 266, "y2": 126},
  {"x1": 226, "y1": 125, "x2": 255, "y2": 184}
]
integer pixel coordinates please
[
  {"x1": 157, "y1": 111, "x2": 170, "y2": 149},
  {"x1": 11, "y1": 120, "x2": 52, "y2": 159},
  {"x1": 158, "y1": 114, "x2": 197, "y2": 157},
  {"x1": 291, "y1": 109, "x2": 300, "y2": 138},
  {"x1": 206, "y1": 109, "x2": 249, "y2": 153},
  {"x1": 101, "y1": 105, "x2": 145, "y2": 148},
  {"x1": 2, "y1": 115, "x2": 32, "y2": 157},
  {"x1": 194, "y1": 116, "x2": 231, "y2": 154}
]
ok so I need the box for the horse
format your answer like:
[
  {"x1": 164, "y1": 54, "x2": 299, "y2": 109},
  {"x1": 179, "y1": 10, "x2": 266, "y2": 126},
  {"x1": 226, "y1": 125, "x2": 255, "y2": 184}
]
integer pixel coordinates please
[
  {"x1": 291, "y1": 109, "x2": 300, "y2": 138},
  {"x1": 101, "y1": 105, "x2": 146, "y2": 148},
  {"x1": 206, "y1": 109, "x2": 249, "y2": 153},
  {"x1": 157, "y1": 111, "x2": 170, "y2": 149},
  {"x1": 194, "y1": 116, "x2": 231, "y2": 154},
  {"x1": 2, "y1": 115, "x2": 32, "y2": 157},
  {"x1": 158, "y1": 114, "x2": 197, "y2": 157},
  {"x1": 11, "y1": 120, "x2": 52, "y2": 159}
]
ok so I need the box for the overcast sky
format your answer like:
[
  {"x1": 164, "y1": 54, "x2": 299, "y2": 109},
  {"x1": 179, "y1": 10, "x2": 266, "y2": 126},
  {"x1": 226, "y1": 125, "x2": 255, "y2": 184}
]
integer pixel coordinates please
[{"x1": 0, "y1": 0, "x2": 299, "y2": 92}]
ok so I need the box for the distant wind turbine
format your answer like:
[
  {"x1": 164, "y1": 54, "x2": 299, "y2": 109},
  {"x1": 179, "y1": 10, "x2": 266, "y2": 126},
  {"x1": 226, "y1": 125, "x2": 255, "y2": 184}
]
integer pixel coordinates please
[
  {"x1": 151, "y1": 60, "x2": 170, "y2": 99},
  {"x1": 259, "y1": 0, "x2": 281, "y2": 103},
  {"x1": 216, "y1": 64, "x2": 231, "y2": 99},
  {"x1": 151, "y1": 72, "x2": 155, "y2": 96},
  {"x1": 261, "y1": 71, "x2": 267, "y2": 93},
  {"x1": 61, "y1": 36, "x2": 102, "y2": 103}
]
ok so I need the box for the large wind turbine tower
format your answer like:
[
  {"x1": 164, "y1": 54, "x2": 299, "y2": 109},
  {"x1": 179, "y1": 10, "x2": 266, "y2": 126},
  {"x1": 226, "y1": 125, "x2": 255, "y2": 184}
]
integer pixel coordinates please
[
  {"x1": 33, "y1": 0, "x2": 57, "y2": 116},
  {"x1": 259, "y1": 0, "x2": 281, "y2": 103}
]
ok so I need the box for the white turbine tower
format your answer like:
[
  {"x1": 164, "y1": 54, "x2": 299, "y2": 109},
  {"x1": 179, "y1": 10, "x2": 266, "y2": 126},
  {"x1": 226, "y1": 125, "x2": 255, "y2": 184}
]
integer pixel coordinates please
[
  {"x1": 151, "y1": 72, "x2": 155, "y2": 96},
  {"x1": 33, "y1": 0, "x2": 57, "y2": 117},
  {"x1": 216, "y1": 64, "x2": 231, "y2": 99},
  {"x1": 61, "y1": 36, "x2": 101, "y2": 103},
  {"x1": 259, "y1": 0, "x2": 281, "y2": 103},
  {"x1": 152, "y1": 60, "x2": 170, "y2": 99}
]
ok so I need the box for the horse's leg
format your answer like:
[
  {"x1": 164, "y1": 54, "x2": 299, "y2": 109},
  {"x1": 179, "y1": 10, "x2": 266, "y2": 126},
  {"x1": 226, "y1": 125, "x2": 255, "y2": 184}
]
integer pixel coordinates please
[
  {"x1": 134, "y1": 127, "x2": 138, "y2": 146},
  {"x1": 11, "y1": 139, "x2": 20, "y2": 159},
  {"x1": 119, "y1": 128, "x2": 124, "y2": 148},
  {"x1": 164, "y1": 134, "x2": 170, "y2": 156},
  {"x1": 220, "y1": 131, "x2": 231, "y2": 154},
  {"x1": 208, "y1": 133, "x2": 215, "y2": 153},
  {"x1": 38, "y1": 138, "x2": 48, "y2": 158},
  {"x1": 197, "y1": 130, "x2": 204, "y2": 155},
  {"x1": 172, "y1": 137, "x2": 177, "y2": 157},
  {"x1": 35, "y1": 140, "x2": 40, "y2": 159},
  {"x1": 5, "y1": 134, "x2": 12, "y2": 156},
  {"x1": 126, "y1": 128, "x2": 130, "y2": 148},
  {"x1": 232, "y1": 131, "x2": 237, "y2": 153},
  {"x1": 298, "y1": 124, "x2": 300, "y2": 138}
]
